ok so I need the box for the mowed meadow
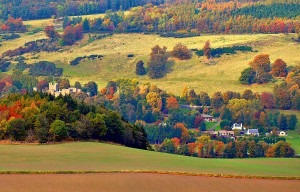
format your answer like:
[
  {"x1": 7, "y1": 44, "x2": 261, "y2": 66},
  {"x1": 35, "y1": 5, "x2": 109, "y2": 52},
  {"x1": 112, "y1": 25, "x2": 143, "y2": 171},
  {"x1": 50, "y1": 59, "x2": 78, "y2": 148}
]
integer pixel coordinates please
[
  {"x1": 1, "y1": 18, "x2": 300, "y2": 94},
  {"x1": 0, "y1": 142, "x2": 299, "y2": 177}
]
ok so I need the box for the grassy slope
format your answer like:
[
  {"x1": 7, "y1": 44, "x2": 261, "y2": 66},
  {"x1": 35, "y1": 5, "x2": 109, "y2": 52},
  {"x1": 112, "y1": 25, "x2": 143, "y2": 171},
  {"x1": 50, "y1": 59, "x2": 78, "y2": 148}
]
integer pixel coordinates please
[
  {"x1": 0, "y1": 142, "x2": 299, "y2": 177},
  {"x1": 1, "y1": 29, "x2": 299, "y2": 95}
]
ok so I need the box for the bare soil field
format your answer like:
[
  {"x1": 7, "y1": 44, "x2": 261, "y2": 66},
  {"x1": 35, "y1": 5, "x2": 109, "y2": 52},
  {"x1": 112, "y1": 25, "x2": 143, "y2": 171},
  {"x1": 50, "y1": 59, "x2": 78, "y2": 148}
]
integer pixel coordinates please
[{"x1": 0, "y1": 173, "x2": 299, "y2": 192}]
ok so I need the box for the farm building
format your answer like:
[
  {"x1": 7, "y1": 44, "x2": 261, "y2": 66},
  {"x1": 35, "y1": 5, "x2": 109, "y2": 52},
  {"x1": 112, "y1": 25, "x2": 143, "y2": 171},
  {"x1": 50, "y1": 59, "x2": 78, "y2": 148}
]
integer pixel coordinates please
[
  {"x1": 201, "y1": 114, "x2": 216, "y2": 122},
  {"x1": 245, "y1": 129, "x2": 259, "y2": 136},
  {"x1": 231, "y1": 123, "x2": 244, "y2": 130}
]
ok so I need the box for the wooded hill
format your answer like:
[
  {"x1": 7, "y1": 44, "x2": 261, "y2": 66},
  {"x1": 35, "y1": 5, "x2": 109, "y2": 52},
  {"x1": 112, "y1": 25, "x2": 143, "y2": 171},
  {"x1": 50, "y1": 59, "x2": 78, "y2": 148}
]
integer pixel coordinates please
[
  {"x1": 0, "y1": 92, "x2": 149, "y2": 149},
  {"x1": 0, "y1": 0, "x2": 299, "y2": 21}
]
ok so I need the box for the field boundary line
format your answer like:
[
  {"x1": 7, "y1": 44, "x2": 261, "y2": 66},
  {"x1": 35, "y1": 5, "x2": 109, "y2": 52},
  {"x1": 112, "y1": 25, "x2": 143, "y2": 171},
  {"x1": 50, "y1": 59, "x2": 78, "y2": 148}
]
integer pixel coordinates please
[{"x1": 0, "y1": 170, "x2": 299, "y2": 180}]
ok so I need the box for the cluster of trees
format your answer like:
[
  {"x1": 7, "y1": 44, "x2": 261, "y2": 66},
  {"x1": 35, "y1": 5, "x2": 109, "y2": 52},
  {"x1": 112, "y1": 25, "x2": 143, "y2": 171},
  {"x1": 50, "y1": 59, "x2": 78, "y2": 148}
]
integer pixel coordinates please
[
  {"x1": 70, "y1": 55, "x2": 104, "y2": 66},
  {"x1": 0, "y1": 71, "x2": 38, "y2": 97},
  {"x1": 62, "y1": 2, "x2": 300, "y2": 35},
  {"x1": 148, "y1": 45, "x2": 168, "y2": 79},
  {"x1": 0, "y1": 33, "x2": 20, "y2": 41},
  {"x1": 2, "y1": 38, "x2": 60, "y2": 58},
  {"x1": 0, "y1": 17, "x2": 26, "y2": 32},
  {"x1": 0, "y1": 92, "x2": 149, "y2": 149},
  {"x1": 45, "y1": 22, "x2": 84, "y2": 46},
  {"x1": 219, "y1": 97, "x2": 297, "y2": 133},
  {"x1": 155, "y1": 135, "x2": 294, "y2": 158},
  {"x1": 135, "y1": 43, "x2": 192, "y2": 78},
  {"x1": 196, "y1": 43, "x2": 253, "y2": 58},
  {"x1": 239, "y1": 54, "x2": 288, "y2": 84},
  {"x1": 66, "y1": 77, "x2": 298, "y2": 133},
  {"x1": 0, "y1": 58, "x2": 10, "y2": 72},
  {"x1": 29, "y1": 61, "x2": 63, "y2": 77}
]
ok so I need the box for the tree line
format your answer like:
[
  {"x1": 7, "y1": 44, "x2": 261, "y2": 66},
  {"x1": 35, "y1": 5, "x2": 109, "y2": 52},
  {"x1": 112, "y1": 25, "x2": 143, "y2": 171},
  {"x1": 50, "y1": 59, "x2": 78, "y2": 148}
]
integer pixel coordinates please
[
  {"x1": 59, "y1": 2, "x2": 300, "y2": 35},
  {"x1": 155, "y1": 136, "x2": 294, "y2": 158},
  {"x1": 0, "y1": 92, "x2": 149, "y2": 149},
  {"x1": 0, "y1": 0, "x2": 165, "y2": 21}
]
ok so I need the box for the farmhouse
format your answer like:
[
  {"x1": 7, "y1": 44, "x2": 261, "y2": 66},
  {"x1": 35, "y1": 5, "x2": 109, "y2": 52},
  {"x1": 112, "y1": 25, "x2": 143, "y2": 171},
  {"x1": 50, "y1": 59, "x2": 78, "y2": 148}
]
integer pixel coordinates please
[
  {"x1": 231, "y1": 123, "x2": 244, "y2": 130},
  {"x1": 245, "y1": 129, "x2": 259, "y2": 136},
  {"x1": 218, "y1": 130, "x2": 235, "y2": 137},
  {"x1": 201, "y1": 114, "x2": 216, "y2": 122}
]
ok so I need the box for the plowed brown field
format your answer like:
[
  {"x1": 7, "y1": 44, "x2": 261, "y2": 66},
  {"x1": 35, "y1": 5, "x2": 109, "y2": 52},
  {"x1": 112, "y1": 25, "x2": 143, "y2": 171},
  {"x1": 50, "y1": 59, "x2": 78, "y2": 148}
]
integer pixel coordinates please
[{"x1": 0, "y1": 173, "x2": 299, "y2": 192}]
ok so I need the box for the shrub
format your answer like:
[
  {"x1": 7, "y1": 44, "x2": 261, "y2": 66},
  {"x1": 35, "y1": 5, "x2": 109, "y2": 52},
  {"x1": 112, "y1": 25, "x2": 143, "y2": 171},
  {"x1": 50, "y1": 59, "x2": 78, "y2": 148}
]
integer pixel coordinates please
[
  {"x1": 70, "y1": 55, "x2": 104, "y2": 66},
  {"x1": 127, "y1": 54, "x2": 134, "y2": 58},
  {"x1": 160, "y1": 32, "x2": 201, "y2": 38},
  {"x1": 171, "y1": 43, "x2": 192, "y2": 60},
  {"x1": 239, "y1": 67, "x2": 256, "y2": 85}
]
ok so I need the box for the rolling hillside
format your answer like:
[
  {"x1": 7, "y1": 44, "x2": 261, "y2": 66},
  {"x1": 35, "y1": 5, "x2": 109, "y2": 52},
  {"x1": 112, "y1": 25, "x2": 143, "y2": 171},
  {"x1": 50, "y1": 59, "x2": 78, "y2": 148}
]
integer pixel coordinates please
[
  {"x1": 1, "y1": 31, "x2": 299, "y2": 95},
  {"x1": 0, "y1": 142, "x2": 299, "y2": 177}
]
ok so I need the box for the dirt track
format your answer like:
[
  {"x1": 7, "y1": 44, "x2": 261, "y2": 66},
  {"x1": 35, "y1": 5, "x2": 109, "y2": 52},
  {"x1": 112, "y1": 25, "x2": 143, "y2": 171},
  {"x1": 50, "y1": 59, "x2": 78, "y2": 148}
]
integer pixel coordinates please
[{"x1": 0, "y1": 173, "x2": 299, "y2": 192}]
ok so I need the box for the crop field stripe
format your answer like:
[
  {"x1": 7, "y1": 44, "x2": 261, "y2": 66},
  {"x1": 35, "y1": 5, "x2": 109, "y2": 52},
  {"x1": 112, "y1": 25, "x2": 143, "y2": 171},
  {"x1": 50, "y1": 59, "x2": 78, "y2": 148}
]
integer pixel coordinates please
[{"x1": 0, "y1": 170, "x2": 299, "y2": 180}]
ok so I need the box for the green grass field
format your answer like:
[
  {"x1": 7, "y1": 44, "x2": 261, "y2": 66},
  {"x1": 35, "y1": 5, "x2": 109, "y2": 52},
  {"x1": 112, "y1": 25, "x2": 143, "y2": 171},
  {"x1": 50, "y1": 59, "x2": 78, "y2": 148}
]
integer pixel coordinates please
[{"x1": 0, "y1": 142, "x2": 299, "y2": 177}]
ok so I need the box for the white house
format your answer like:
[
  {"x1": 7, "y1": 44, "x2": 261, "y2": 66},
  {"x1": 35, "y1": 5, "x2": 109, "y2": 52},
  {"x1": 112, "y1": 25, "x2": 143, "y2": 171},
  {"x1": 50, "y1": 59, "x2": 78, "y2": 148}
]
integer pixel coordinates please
[
  {"x1": 278, "y1": 131, "x2": 287, "y2": 137},
  {"x1": 231, "y1": 123, "x2": 244, "y2": 130}
]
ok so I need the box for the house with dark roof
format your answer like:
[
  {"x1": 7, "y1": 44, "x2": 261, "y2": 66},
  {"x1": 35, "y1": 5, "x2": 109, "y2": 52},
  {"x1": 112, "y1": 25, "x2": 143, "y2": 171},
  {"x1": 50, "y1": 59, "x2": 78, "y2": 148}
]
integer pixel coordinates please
[{"x1": 245, "y1": 129, "x2": 259, "y2": 136}]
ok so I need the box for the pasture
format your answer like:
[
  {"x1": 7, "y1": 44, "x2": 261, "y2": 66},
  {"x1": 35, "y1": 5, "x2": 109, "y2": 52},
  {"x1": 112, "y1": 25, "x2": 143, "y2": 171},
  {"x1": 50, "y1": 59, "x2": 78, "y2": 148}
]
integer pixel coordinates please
[
  {"x1": 1, "y1": 31, "x2": 299, "y2": 95},
  {"x1": 0, "y1": 142, "x2": 299, "y2": 177}
]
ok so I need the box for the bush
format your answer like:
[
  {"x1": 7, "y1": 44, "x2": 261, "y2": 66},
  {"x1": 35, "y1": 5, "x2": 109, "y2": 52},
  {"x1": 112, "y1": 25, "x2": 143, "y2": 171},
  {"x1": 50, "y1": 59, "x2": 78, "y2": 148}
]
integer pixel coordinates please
[
  {"x1": 171, "y1": 43, "x2": 192, "y2": 60},
  {"x1": 50, "y1": 120, "x2": 68, "y2": 141},
  {"x1": 127, "y1": 54, "x2": 134, "y2": 58},
  {"x1": 160, "y1": 32, "x2": 201, "y2": 38},
  {"x1": 239, "y1": 67, "x2": 256, "y2": 85},
  {"x1": 70, "y1": 55, "x2": 104, "y2": 66}
]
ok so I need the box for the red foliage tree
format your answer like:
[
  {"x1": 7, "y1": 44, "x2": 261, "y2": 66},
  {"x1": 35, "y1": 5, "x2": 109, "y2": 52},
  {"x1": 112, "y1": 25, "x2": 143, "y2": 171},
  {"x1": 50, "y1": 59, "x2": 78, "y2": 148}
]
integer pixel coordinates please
[
  {"x1": 194, "y1": 115, "x2": 205, "y2": 128},
  {"x1": 166, "y1": 96, "x2": 179, "y2": 110},
  {"x1": 272, "y1": 59, "x2": 287, "y2": 77},
  {"x1": 260, "y1": 92, "x2": 276, "y2": 109},
  {"x1": 45, "y1": 25, "x2": 60, "y2": 39}
]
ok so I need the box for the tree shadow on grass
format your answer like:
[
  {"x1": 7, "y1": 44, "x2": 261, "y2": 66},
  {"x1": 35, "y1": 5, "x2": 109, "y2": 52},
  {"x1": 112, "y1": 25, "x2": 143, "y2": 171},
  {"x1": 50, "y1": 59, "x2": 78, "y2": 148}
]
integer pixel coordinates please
[{"x1": 162, "y1": 60, "x2": 175, "y2": 77}]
